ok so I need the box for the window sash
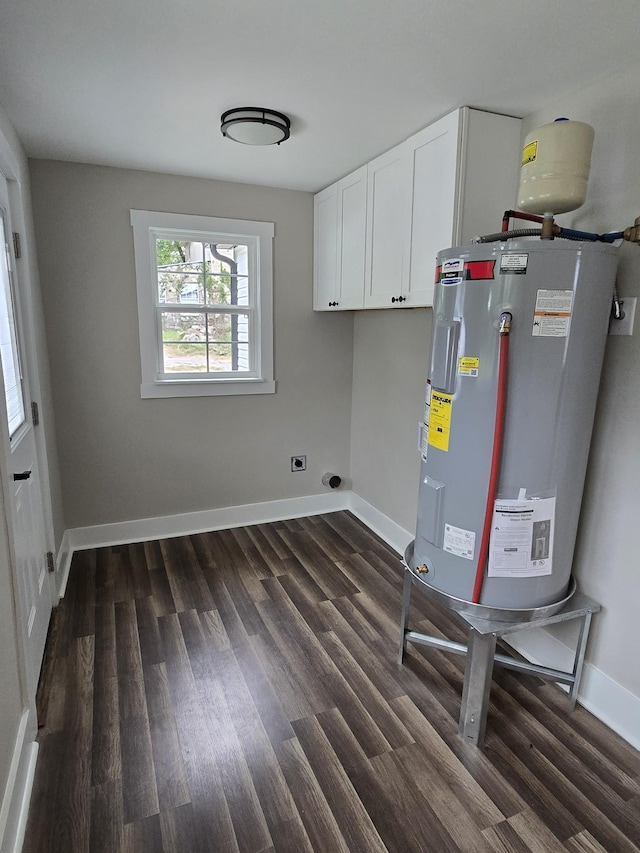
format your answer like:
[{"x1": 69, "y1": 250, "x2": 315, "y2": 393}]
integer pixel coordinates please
[{"x1": 156, "y1": 306, "x2": 257, "y2": 378}]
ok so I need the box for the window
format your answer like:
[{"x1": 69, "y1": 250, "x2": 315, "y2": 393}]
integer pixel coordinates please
[
  {"x1": 0, "y1": 207, "x2": 25, "y2": 436},
  {"x1": 130, "y1": 210, "x2": 275, "y2": 398}
]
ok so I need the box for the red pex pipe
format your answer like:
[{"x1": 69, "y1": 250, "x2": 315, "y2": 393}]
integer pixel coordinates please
[
  {"x1": 501, "y1": 210, "x2": 545, "y2": 232},
  {"x1": 471, "y1": 314, "x2": 512, "y2": 604}
]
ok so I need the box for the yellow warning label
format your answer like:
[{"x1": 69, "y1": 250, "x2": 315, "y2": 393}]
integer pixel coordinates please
[
  {"x1": 458, "y1": 356, "x2": 479, "y2": 377},
  {"x1": 522, "y1": 140, "x2": 538, "y2": 166},
  {"x1": 427, "y1": 391, "x2": 453, "y2": 452}
]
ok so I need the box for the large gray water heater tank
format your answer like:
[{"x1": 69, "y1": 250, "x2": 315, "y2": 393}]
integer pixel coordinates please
[{"x1": 414, "y1": 240, "x2": 618, "y2": 609}]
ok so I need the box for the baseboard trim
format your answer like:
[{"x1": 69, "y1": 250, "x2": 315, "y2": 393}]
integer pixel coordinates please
[
  {"x1": 57, "y1": 493, "x2": 640, "y2": 750},
  {"x1": 0, "y1": 712, "x2": 37, "y2": 853},
  {"x1": 506, "y1": 630, "x2": 640, "y2": 751},
  {"x1": 61, "y1": 490, "x2": 350, "y2": 571},
  {"x1": 56, "y1": 530, "x2": 73, "y2": 599},
  {"x1": 349, "y1": 493, "x2": 413, "y2": 555}
]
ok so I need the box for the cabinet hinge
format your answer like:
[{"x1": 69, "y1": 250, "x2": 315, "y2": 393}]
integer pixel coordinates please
[
  {"x1": 31, "y1": 401, "x2": 39, "y2": 426},
  {"x1": 12, "y1": 232, "x2": 21, "y2": 260},
  {"x1": 46, "y1": 551, "x2": 55, "y2": 573}
]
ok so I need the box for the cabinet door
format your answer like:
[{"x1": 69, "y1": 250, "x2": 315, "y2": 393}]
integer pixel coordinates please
[
  {"x1": 313, "y1": 182, "x2": 338, "y2": 310},
  {"x1": 336, "y1": 166, "x2": 366, "y2": 310},
  {"x1": 407, "y1": 110, "x2": 461, "y2": 307},
  {"x1": 364, "y1": 145, "x2": 412, "y2": 308}
]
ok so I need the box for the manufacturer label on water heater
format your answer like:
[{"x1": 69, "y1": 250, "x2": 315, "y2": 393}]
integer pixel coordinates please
[
  {"x1": 532, "y1": 289, "x2": 574, "y2": 337},
  {"x1": 500, "y1": 253, "x2": 529, "y2": 274},
  {"x1": 443, "y1": 523, "x2": 476, "y2": 560},
  {"x1": 439, "y1": 257, "x2": 464, "y2": 286}
]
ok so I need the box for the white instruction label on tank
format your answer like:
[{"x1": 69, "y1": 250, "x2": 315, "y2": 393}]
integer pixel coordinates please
[
  {"x1": 443, "y1": 523, "x2": 476, "y2": 561},
  {"x1": 532, "y1": 290, "x2": 574, "y2": 337},
  {"x1": 488, "y1": 497, "x2": 555, "y2": 577}
]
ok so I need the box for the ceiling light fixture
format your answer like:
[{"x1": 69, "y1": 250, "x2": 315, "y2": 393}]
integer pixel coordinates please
[{"x1": 221, "y1": 107, "x2": 291, "y2": 146}]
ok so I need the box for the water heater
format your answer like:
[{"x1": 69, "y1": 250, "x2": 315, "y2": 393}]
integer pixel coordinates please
[{"x1": 414, "y1": 240, "x2": 618, "y2": 610}]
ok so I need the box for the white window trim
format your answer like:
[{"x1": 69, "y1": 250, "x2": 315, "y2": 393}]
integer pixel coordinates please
[{"x1": 130, "y1": 209, "x2": 275, "y2": 398}]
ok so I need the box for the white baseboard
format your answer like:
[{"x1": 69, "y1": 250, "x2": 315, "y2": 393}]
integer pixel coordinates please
[
  {"x1": 349, "y1": 493, "x2": 413, "y2": 555},
  {"x1": 505, "y1": 630, "x2": 640, "y2": 751},
  {"x1": 58, "y1": 491, "x2": 351, "y2": 596},
  {"x1": 57, "y1": 492, "x2": 640, "y2": 751},
  {"x1": 0, "y1": 712, "x2": 37, "y2": 853},
  {"x1": 56, "y1": 530, "x2": 73, "y2": 599}
]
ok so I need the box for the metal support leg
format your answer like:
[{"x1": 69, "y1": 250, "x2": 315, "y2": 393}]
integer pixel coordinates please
[
  {"x1": 398, "y1": 568, "x2": 413, "y2": 664},
  {"x1": 459, "y1": 628, "x2": 497, "y2": 746},
  {"x1": 569, "y1": 610, "x2": 593, "y2": 710}
]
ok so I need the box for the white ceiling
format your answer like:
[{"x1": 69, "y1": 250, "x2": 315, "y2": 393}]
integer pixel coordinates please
[{"x1": 1, "y1": 0, "x2": 639, "y2": 193}]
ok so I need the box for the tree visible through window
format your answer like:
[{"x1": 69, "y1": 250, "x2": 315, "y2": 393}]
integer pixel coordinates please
[{"x1": 131, "y1": 211, "x2": 274, "y2": 398}]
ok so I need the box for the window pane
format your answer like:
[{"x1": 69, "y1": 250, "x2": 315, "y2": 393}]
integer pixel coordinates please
[
  {"x1": 162, "y1": 343, "x2": 207, "y2": 373},
  {"x1": 156, "y1": 239, "x2": 187, "y2": 266},
  {"x1": 207, "y1": 313, "x2": 250, "y2": 372},
  {"x1": 0, "y1": 212, "x2": 25, "y2": 436},
  {"x1": 159, "y1": 269, "x2": 204, "y2": 304},
  {"x1": 204, "y1": 242, "x2": 250, "y2": 306},
  {"x1": 208, "y1": 343, "x2": 250, "y2": 372},
  {"x1": 161, "y1": 312, "x2": 208, "y2": 373},
  {"x1": 205, "y1": 273, "x2": 249, "y2": 306},
  {"x1": 161, "y1": 312, "x2": 206, "y2": 341}
]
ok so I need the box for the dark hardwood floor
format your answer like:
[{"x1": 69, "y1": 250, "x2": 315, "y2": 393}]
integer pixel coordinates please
[{"x1": 24, "y1": 511, "x2": 640, "y2": 852}]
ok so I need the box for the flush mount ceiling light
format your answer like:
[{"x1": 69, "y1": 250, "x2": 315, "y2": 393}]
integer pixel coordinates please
[{"x1": 220, "y1": 107, "x2": 291, "y2": 146}]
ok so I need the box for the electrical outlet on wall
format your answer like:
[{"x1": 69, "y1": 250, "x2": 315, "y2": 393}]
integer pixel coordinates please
[
  {"x1": 609, "y1": 297, "x2": 637, "y2": 336},
  {"x1": 291, "y1": 455, "x2": 306, "y2": 471}
]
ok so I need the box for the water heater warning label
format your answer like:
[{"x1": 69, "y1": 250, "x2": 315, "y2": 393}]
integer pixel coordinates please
[
  {"x1": 532, "y1": 289, "x2": 574, "y2": 337},
  {"x1": 488, "y1": 496, "x2": 555, "y2": 578},
  {"x1": 522, "y1": 140, "x2": 538, "y2": 165},
  {"x1": 427, "y1": 391, "x2": 452, "y2": 451},
  {"x1": 443, "y1": 523, "x2": 476, "y2": 560}
]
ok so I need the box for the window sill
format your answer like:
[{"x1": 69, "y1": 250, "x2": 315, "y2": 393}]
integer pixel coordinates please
[{"x1": 141, "y1": 378, "x2": 276, "y2": 399}]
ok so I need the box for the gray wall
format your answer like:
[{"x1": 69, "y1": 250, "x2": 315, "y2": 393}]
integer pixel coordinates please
[
  {"x1": 350, "y1": 308, "x2": 431, "y2": 532},
  {"x1": 29, "y1": 161, "x2": 354, "y2": 528}
]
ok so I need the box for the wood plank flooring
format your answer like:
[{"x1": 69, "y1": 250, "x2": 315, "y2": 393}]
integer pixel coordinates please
[{"x1": 24, "y1": 511, "x2": 640, "y2": 852}]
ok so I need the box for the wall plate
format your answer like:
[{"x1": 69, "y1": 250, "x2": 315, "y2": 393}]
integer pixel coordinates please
[{"x1": 609, "y1": 297, "x2": 636, "y2": 336}]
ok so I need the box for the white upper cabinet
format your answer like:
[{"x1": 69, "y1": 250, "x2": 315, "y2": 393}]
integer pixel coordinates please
[
  {"x1": 363, "y1": 146, "x2": 412, "y2": 308},
  {"x1": 336, "y1": 166, "x2": 367, "y2": 310},
  {"x1": 313, "y1": 182, "x2": 338, "y2": 310},
  {"x1": 406, "y1": 110, "x2": 461, "y2": 308},
  {"x1": 313, "y1": 166, "x2": 366, "y2": 310},
  {"x1": 314, "y1": 107, "x2": 522, "y2": 310}
]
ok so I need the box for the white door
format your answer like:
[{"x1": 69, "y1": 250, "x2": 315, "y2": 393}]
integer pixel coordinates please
[{"x1": 0, "y1": 174, "x2": 51, "y2": 700}]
